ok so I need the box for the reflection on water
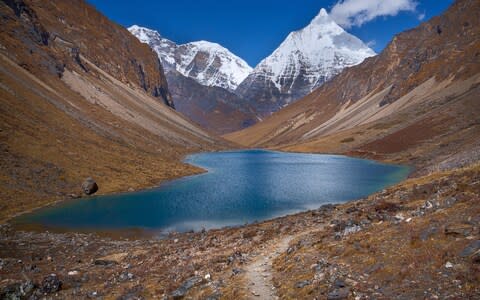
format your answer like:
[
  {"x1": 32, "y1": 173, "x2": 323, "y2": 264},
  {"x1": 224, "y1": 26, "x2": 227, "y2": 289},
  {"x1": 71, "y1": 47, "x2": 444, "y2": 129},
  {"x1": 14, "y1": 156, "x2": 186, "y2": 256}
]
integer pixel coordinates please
[{"x1": 14, "y1": 150, "x2": 410, "y2": 233}]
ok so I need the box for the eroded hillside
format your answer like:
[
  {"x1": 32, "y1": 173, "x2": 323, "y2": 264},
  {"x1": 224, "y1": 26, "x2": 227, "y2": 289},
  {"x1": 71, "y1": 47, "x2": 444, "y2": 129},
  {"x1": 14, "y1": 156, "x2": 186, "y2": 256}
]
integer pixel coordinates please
[{"x1": 0, "y1": 0, "x2": 229, "y2": 222}]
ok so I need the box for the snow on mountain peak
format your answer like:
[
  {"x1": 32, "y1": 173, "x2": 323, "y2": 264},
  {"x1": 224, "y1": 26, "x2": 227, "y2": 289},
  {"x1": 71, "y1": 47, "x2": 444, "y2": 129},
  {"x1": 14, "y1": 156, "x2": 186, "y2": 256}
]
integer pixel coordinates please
[
  {"x1": 246, "y1": 8, "x2": 375, "y2": 93},
  {"x1": 236, "y1": 8, "x2": 376, "y2": 115},
  {"x1": 311, "y1": 8, "x2": 330, "y2": 24},
  {"x1": 128, "y1": 25, "x2": 252, "y2": 91},
  {"x1": 128, "y1": 25, "x2": 161, "y2": 43}
]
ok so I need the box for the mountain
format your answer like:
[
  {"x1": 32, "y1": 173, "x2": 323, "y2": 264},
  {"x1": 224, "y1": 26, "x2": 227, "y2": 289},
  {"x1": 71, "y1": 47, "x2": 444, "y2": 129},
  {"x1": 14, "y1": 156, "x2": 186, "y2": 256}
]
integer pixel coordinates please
[
  {"x1": 165, "y1": 71, "x2": 258, "y2": 134},
  {"x1": 235, "y1": 8, "x2": 376, "y2": 116},
  {"x1": 128, "y1": 25, "x2": 252, "y2": 92},
  {"x1": 226, "y1": 0, "x2": 480, "y2": 173},
  {"x1": 129, "y1": 25, "x2": 258, "y2": 134},
  {"x1": 0, "y1": 0, "x2": 229, "y2": 221}
]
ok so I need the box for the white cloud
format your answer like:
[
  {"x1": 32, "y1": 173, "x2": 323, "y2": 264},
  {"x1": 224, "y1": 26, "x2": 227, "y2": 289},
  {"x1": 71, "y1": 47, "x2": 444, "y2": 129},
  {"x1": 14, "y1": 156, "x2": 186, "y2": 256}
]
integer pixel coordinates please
[
  {"x1": 330, "y1": 0, "x2": 418, "y2": 29},
  {"x1": 418, "y1": 12, "x2": 426, "y2": 21},
  {"x1": 366, "y1": 40, "x2": 376, "y2": 48}
]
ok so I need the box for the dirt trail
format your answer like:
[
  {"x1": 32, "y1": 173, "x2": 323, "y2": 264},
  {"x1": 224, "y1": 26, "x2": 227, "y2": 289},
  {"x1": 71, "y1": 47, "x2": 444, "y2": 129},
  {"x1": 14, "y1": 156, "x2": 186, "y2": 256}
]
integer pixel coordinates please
[
  {"x1": 245, "y1": 235, "x2": 294, "y2": 299},
  {"x1": 244, "y1": 223, "x2": 327, "y2": 299}
]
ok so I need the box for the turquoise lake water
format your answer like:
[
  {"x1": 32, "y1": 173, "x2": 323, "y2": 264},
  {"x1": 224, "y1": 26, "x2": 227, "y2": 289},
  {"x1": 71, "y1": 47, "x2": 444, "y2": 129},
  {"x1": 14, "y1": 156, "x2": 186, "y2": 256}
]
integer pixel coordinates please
[{"x1": 14, "y1": 150, "x2": 410, "y2": 233}]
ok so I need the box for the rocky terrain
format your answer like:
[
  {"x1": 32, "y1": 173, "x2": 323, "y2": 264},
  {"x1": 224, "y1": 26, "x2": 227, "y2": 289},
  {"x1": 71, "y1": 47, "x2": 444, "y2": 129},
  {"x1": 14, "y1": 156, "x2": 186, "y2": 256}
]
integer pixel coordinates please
[
  {"x1": 0, "y1": 162, "x2": 478, "y2": 299},
  {"x1": 129, "y1": 25, "x2": 258, "y2": 134},
  {"x1": 235, "y1": 8, "x2": 375, "y2": 117},
  {"x1": 0, "y1": 0, "x2": 229, "y2": 222},
  {"x1": 0, "y1": 0, "x2": 479, "y2": 299}
]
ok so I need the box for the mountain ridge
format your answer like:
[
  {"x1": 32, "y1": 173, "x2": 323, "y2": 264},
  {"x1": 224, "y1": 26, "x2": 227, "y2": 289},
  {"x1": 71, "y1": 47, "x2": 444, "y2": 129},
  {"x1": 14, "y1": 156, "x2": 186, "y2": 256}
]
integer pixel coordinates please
[
  {"x1": 225, "y1": 0, "x2": 480, "y2": 174},
  {"x1": 128, "y1": 25, "x2": 252, "y2": 92},
  {"x1": 235, "y1": 8, "x2": 376, "y2": 116}
]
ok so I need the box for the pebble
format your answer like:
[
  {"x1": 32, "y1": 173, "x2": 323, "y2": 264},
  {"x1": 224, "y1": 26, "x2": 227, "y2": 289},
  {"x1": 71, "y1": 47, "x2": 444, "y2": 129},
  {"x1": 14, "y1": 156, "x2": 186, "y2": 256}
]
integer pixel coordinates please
[{"x1": 445, "y1": 262, "x2": 453, "y2": 268}]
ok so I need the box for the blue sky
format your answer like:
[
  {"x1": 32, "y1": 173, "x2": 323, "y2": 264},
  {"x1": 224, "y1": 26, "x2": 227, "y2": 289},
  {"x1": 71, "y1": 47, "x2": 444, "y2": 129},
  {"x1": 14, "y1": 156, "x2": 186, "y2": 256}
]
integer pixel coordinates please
[{"x1": 88, "y1": 0, "x2": 453, "y2": 67}]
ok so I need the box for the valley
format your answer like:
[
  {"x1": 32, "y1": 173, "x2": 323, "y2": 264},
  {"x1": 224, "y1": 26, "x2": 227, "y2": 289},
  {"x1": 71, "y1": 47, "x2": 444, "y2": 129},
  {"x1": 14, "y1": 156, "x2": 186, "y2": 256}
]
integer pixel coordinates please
[{"x1": 0, "y1": 0, "x2": 479, "y2": 299}]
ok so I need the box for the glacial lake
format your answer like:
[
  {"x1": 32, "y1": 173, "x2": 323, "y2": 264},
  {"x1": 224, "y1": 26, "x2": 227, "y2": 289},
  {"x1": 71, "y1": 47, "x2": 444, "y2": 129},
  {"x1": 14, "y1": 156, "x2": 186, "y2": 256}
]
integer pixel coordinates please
[{"x1": 14, "y1": 150, "x2": 410, "y2": 234}]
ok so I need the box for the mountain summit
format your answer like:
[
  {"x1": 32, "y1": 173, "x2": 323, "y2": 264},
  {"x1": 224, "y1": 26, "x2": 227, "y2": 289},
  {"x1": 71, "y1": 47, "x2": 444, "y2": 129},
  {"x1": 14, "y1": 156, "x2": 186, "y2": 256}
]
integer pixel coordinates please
[
  {"x1": 236, "y1": 8, "x2": 376, "y2": 116},
  {"x1": 129, "y1": 25, "x2": 252, "y2": 91}
]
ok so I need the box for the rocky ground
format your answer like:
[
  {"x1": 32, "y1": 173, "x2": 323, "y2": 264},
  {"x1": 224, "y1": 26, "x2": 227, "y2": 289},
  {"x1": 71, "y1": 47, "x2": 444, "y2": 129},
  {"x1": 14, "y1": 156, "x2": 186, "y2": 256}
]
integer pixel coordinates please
[{"x1": 1, "y1": 163, "x2": 478, "y2": 299}]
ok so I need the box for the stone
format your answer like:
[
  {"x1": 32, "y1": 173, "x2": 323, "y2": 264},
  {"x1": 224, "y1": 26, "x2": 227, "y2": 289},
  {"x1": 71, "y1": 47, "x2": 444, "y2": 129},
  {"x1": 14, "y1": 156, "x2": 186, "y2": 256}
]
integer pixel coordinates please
[
  {"x1": 232, "y1": 268, "x2": 243, "y2": 275},
  {"x1": 41, "y1": 274, "x2": 62, "y2": 294},
  {"x1": 0, "y1": 280, "x2": 35, "y2": 299},
  {"x1": 333, "y1": 278, "x2": 347, "y2": 288},
  {"x1": 81, "y1": 177, "x2": 98, "y2": 195},
  {"x1": 170, "y1": 276, "x2": 203, "y2": 299},
  {"x1": 295, "y1": 280, "x2": 311, "y2": 288},
  {"x1": 445, "y1": 224, "x2": 473, "y2": 236},
  {"x1": 460, "y1": 240, "x2": 480, "y2": 257},
  {"x1": 327, "y1": 287, "x2": 350, "y2": 300},
  {"x1": 94, "y1": 259, "x2": 117, "y2": 266},
  {"x1": 343, "y1": 225, "x2": 361, "y2": 236},
  {"x1": 445, "y1": 261, "x2": 453, "y2": 268},
  {"x1": 119, "y1": 272, "x2": 134, "y2": 282}
]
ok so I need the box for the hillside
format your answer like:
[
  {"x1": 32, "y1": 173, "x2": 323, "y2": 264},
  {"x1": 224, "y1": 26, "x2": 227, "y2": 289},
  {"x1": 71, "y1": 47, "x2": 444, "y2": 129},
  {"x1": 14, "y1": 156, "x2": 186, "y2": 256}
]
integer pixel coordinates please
[
  {"x1": 0, "y1": 0, "x2": 229, "y2": 222},
  {"x1": 166, "y1": 71, "x2": 258, "y2": 134},
  {"x1": 0, "y1": 1, "x2": 479, "y2": 299},
  {"x1": 226, "y1": 0, "x2": 480, "y2": 173}
]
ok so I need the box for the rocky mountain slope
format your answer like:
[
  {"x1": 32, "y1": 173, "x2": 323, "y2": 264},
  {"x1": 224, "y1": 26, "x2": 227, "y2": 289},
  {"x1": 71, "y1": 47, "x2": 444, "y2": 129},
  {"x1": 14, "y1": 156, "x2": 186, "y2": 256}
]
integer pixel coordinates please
[
  {"x1": 226, "y1": 0, "x2": 480, "y2": 173},
  {"x1": 128, "y1": 25, "x2": 252, "y2": 92},
  {"x1": 165, "y1": 71, "x2": 258, "y2": 134},
  {"x1": 0, "y1": 0, "x2": 229, "y2": 222},
  {"x1": 129, "y1": 25, "x2": 258, "y2": 134},
  {"x1": 235, "y1": 8, "x2": 375, "y2": 116},
  {"x1": 1, "y1": 1, "x2": 479, "y2": 299}
]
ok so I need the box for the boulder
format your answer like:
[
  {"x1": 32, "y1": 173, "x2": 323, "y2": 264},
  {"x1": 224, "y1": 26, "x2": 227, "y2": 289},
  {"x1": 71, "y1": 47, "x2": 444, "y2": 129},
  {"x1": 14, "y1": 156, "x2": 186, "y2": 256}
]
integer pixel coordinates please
[
  {"x1": 81, "y1": 177, "x2": 98, "y2": 195},
  {"x1": 41, "y1": 274, "x2": 62, "y2": 294}
]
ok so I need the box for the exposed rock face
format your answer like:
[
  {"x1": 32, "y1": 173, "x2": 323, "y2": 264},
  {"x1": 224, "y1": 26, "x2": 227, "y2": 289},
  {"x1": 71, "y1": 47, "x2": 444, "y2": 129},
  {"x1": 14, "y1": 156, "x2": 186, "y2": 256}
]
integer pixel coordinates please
[
  {"x1": 129, "y1": 25, "x2": 258, "y2": 134},
  {"x1": 81, "y1": 177, "x2": 98, "y2": 195},
  {"x1": 235, "y1": 8, "x2": 375, "y2": 116},
  {"x1": 128, "y1": 25, "x2": 252, "y2": 92}
]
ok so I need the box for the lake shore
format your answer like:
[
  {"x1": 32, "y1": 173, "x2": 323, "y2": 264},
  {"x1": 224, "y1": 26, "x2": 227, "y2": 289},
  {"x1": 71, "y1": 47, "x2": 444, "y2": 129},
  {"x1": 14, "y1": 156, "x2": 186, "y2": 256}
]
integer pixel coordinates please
[
  {"x1": 11, "y1": 150, "x2": 410, "y2": 236},
  {"x1": 1, "y1": 159, "x2": 478, "y2": 298}
]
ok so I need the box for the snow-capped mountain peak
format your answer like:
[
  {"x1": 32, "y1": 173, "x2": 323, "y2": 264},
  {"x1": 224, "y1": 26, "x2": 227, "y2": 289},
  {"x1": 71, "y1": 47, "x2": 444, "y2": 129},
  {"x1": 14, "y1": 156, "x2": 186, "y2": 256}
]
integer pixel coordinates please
[
  {"x1": 235, "y1": 8, "x2": 376, "y2": 116},
  {"x1": 128, "y1": 25, "x2": 252, "y2": 91},
  {"x1": 128, "y1": 25, "x2": 161, "y2": 44}
]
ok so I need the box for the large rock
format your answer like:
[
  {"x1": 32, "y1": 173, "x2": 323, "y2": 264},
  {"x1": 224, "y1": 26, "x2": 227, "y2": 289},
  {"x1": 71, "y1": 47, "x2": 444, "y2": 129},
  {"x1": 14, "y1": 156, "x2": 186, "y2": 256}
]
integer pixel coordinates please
[
  {"x1": 81, "y1": 177, "x2": 98, "y2": 195},
  {"x1": 41, "y1": 274, "x2": 62, "y2": 294}
]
